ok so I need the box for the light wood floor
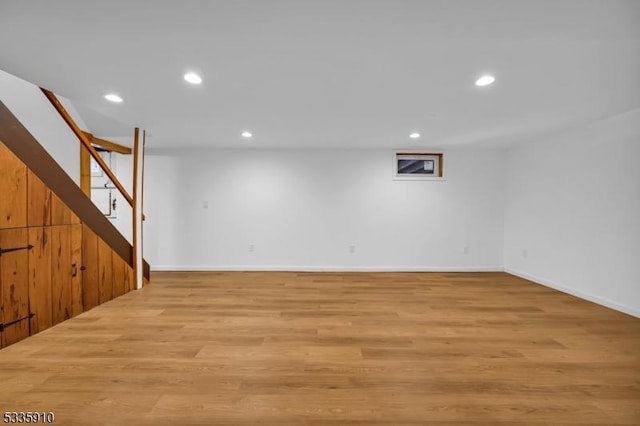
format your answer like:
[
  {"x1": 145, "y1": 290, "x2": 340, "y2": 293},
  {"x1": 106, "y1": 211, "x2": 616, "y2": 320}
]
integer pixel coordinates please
[{"x1": 1, "y1": 272, "x2": 639, "y2": 425}]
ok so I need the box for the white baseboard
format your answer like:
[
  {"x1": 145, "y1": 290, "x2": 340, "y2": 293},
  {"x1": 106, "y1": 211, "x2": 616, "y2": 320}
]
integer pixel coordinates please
[
  {"x1": 505, "y1": 268, "x2": 640, "y2": 318},
  {"x1": 150, "y1": 265, "x2": 504, "y2": 273}
]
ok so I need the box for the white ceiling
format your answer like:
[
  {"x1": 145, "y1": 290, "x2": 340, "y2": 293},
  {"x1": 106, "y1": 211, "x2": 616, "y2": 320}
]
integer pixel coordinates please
[{"x1": 1, "y1": 0, "x2": 639, "y2": 149}]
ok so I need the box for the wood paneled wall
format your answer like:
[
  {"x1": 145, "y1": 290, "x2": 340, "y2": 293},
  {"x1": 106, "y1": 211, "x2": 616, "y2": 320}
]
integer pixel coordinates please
[{"x1": 0, "y1": 141, "x2": 135, "y2": 349}]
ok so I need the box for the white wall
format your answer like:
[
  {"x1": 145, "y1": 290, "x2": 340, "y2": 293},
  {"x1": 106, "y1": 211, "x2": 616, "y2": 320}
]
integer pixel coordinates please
[
  {"x1": 504, "y1": 109, "x2": 640, "y2": 317},
  {"x1": 112, "y1": 152, "x2": 134, "y2": 244},
  {"x1": 88, "y1": 151, "x2": 134, "y2": 244},
  {"x1": 0, "y1": 68, "x2": 85, "y2": 183},
  {"x1": 144, "y1": 148, "x2": 505, "y2": 271}
]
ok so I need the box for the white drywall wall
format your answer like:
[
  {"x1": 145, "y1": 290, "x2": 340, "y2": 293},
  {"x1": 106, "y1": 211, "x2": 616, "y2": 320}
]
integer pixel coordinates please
[
  {"x1": 144, "y1": 148, "x2": 505, "y2": 271},
  {"x1": 504, "y1": 109, "x2": 640, "y2": 317}
]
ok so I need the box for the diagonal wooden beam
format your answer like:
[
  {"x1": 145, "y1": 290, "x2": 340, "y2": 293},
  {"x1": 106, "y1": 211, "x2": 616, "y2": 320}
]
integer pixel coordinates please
[
  {"x1": 41, "y1": 88, "x2": 133, "y2": 208},
  {"x1": 81, "y1": 131, "x2": 132, "y2": 155}
]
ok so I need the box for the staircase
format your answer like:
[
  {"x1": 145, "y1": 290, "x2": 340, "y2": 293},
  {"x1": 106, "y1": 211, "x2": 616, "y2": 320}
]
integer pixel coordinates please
[{"x1": 0, "y1": 99, "x2": 148, "y2": 349}]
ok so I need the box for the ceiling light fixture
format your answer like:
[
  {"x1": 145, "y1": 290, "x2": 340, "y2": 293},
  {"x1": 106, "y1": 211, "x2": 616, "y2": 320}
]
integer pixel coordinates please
[
  {"x1": 409, "y1": 132, "x2": 421, "y2": 139},
  {"x1": 104, "y1": 93, "x2": 123, "y2": 103},
  {"x1": 475, "y1": 75, "x2": 495, "y2": 87},
  {"x1": 241, "y1": 131, "x2": 253, "y2": 138},
  {"x1": 184, "y1": 72, "x2": 203, "y2": 84}
]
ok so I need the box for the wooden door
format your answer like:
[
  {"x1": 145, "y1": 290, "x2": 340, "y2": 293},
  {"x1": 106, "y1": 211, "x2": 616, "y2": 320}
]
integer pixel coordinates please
[
  {"x1": 125, "y1": 263, "x2": 135, "y2": 293},
  {"x1": 82, "y1": 224, "x2": 99, "y2": 310},
  {"x1": 28, "y1": 227, "x2": 52, "y2": 334},
  {"x1": 98, "y1": 238, "x2": 113, "y2": 304},
  {"x1": 112, "y1": 253, "x2": 126, "y2": 298},
  {"x1": 70, "y1": 224, "x2": 83, "y2": 317},
  {"x1": 51, "y1": 225, "x2": 72, "y2": 325},
  {"x1": 0, "y1": 228, "x2": 30, "y2": 348}
]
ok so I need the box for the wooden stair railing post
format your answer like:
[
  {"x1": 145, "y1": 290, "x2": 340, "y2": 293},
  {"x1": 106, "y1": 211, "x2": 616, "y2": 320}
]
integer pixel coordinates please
[
  {"x1": 141, "y1": 130, "x2": 147, "y2": 285},
  {"x1": 40, "y1": 88, "x2": 134, "y2": 207},
  {"x1": 132, "y1": 128, "x2": 145, "y2": 289}
]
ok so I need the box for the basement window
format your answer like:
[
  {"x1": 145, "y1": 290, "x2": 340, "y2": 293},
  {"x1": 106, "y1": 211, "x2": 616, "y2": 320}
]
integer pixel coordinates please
[{"x1": 393, "y1": 151, "x2": 444, "y2": 180}]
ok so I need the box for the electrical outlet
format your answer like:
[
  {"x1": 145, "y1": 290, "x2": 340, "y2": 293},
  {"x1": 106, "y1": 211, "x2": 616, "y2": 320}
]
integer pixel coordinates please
[
  {"x1": 249, "y1": 244, "x2": 255, "y2": 252},
  {"x1": 522, "y1": 249, "x2": 528, "y2": 259},
  {"x1": 349, "y1": 245, "x2": 356, "y2": 254},
  {"x1": 203, "y1": 201, "x2": 209, "y2": 209},
  {"x1": 463, "y1": 246, "x2": 469, "y2": 255}
]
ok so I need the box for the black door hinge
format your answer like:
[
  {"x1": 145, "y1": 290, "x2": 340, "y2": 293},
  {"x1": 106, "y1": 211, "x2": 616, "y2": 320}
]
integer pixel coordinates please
[
  {"x1": 0, "y1": 313, "x2": 35, "y2": 332},
  {"x1": 0, "y1": 245, "x2": 34, "y2": 256}
]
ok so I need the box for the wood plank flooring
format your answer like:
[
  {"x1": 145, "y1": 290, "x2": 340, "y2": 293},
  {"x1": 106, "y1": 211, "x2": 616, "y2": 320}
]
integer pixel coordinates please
[{"x1": 0, "y1": 271, "x2": 638, "y2": 425}]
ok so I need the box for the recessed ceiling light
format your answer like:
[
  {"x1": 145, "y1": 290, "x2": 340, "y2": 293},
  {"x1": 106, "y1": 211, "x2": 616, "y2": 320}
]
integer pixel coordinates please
[
  {"x1": 104, "y1": 93, "x2": 123, "y2": 103},
  {"x1": 409, "y1": 132, "x2": 421, "y2": 139},
  {"x1": 475, "y1": 75, "x2": 495, "y2": 87},
  {"x1": 184, "y1": 72, "x2": 202, "y2": 84},
  {"x1": 241, "y1": 131, "x2": 252, "y2": 138}
]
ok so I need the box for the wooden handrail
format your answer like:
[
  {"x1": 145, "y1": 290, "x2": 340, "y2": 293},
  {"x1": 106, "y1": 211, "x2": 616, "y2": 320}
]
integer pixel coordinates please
[{"x1": 41, "y1": 88, "x2": 134, "y2": 207}]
